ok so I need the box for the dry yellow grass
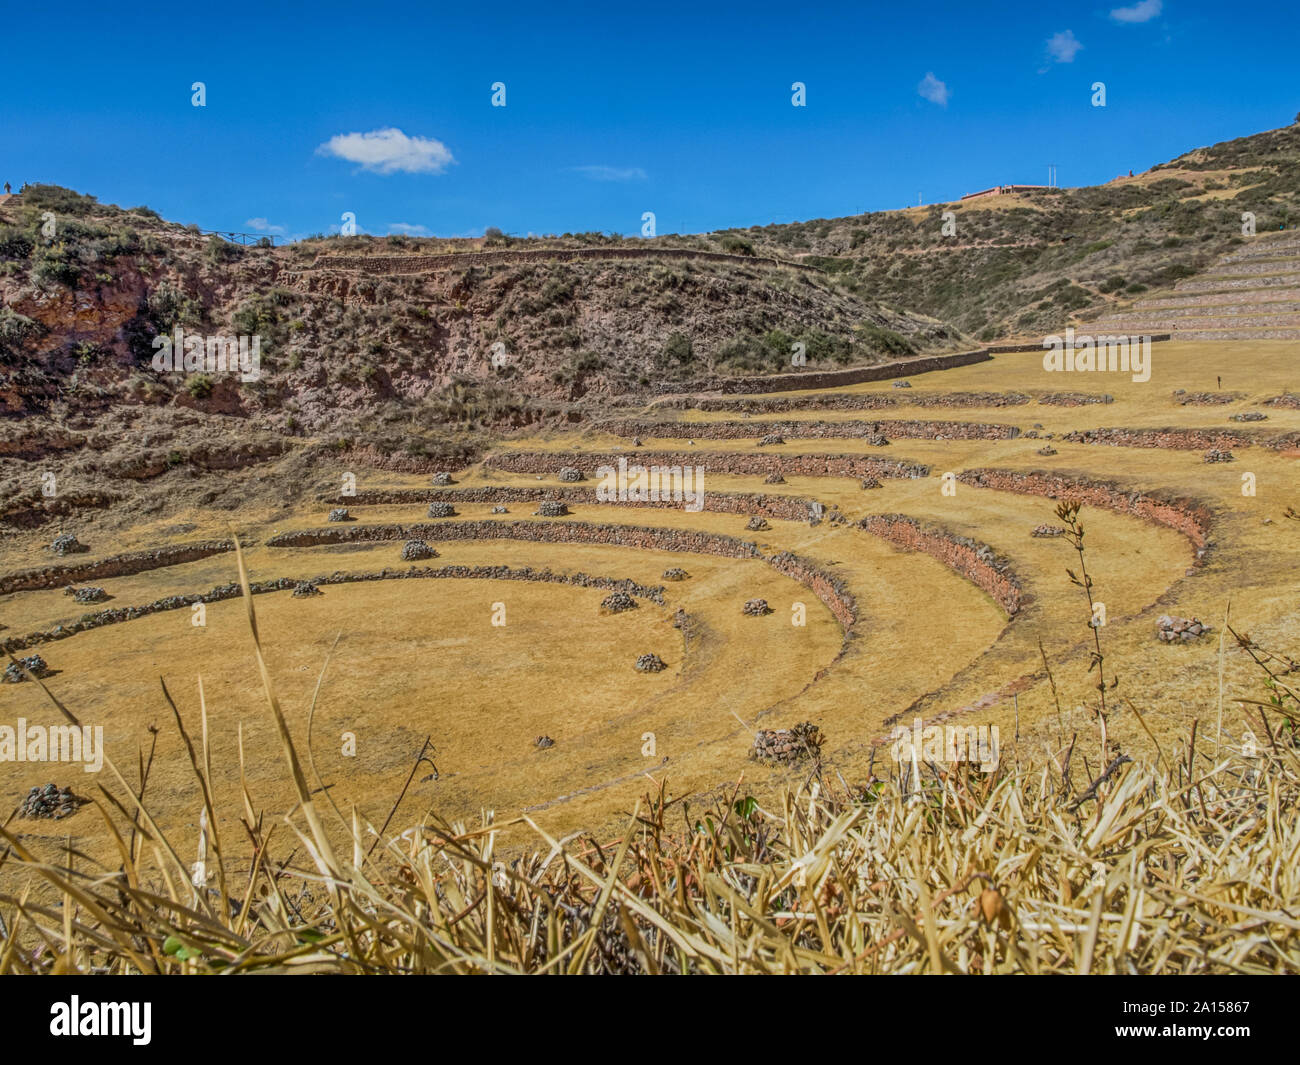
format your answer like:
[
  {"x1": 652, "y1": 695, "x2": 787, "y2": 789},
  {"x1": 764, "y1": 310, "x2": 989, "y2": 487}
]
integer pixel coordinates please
[{"x1": 3, "y1": 342, "x2": 1297, "y2": 933}]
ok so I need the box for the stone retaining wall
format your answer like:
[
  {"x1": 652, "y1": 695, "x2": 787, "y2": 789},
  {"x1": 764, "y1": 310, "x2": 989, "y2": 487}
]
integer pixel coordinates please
[
  {"x1": 0, "y1": 541, "x2": 235, "y2": 596},
  {"x1": 653, "y1": 390, "x2": 1032, "y2": 414},
  {"x1": 1061, "y1": 426, "x2": 1255, "y2": 450},
  {"x1": 483, "y1": 449, "x2": 930, "y2": 480},
  {"x1": 2, "y1": 566, "x2": 668, "y2": 654},
  {"x1": 314, "y1": 246, "x2": 820, "y2": 275},
  {"x1": 988, "y1": 335, "x2": 1171, "y2": 353},
  {"x1": 265, "y1": 520, "x2": 858, "y2": 635},
  {"x1": 859, "y1": 515, "x2": 1023, "y2": 617},
  {"x1": 956, "y1": 469, "x2": 1212, "y2": 552},
  {"x1": 605, "y1": 417, "x2": 1021, "y2": 442},
  {"x1": 321, "y1": 485, "x2": 823, "y2": 521},
  {"x1": 659, "y1": 348, "x2": 992, "y2": 396}
]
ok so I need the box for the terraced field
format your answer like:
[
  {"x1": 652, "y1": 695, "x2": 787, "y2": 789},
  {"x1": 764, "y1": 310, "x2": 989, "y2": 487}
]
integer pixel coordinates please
[{"x1": 3, "y1": 340, "x2": 1298, "y2": 877}]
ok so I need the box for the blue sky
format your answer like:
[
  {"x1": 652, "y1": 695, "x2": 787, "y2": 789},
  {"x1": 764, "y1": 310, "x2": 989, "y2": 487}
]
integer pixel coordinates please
[{"x1": 4, "y1": 0, "x2": 1296, "y2": 239}]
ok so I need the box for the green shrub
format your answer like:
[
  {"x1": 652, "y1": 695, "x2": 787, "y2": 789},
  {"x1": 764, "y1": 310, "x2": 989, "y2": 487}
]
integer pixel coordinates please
[
  {"x1": 20, "y1": 184, "x2": 99, "y2": 217},
  {"x1": 205, "y1": 236, "x2": 243, "y2": 265},
  {"x1": 0, "y1": 226, "x2": 34, "y2": 259},
  {"x1": 186, "y1": 374, "x2": 214, "y2": 399},
  {"x1": 663, "y1": 332, "x2": 693, "y2": 365}
]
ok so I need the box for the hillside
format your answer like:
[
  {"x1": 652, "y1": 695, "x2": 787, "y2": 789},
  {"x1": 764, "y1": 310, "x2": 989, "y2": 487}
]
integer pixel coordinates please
[
  {"x1": 725, "y1": 121, "x2": 1300, "y2": 341},
  {"x1": 0, "y1": 186, "x2": 959, "y2": 431}
]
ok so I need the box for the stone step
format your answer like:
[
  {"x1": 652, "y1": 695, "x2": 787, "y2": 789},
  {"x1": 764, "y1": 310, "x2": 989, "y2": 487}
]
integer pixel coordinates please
[
  {"x1": 1174, "y1": 328, "x2": 1300, "y2": 341},
  {"x1": 1208, "y1": 257, "x2": 1300, "y2": 277},
  {"x1": 1220, "y1": 237, "x2": 1300, "y2": 263},
  {"x1": 1137, "y1": 289, "x2": 1300, "y2": 309},
  {"x1": 1123, "y1": 300, "x2": 1300, "y2": 317},
  {"x1": 1092, "y1": 312, "x2": 1300, "y2": 331},
  {"x1": 1174, "y1": 272, "x2": 1300, "y2": 294}
]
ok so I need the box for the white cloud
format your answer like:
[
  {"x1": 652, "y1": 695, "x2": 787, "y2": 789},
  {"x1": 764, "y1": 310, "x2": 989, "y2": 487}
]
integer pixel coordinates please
[
  {"x1": 245, "y1": 217, "x2": 286, "y2": 235},
  {"x1": 568, "y1": 165, "x2": 648, "y2": 182},
  {"x1": 316, "y1": 128, "x2": 455, "y2": 175},
  {"x1": 386, "y1": 222, "x2": 432, "y2": 236},
  {"x1": 1110, "y1": 0, "x2": 1162, "y2": 23},
  {"x1": 1046, "y1": 30, "x2": 1084, "y2": 63},
  {"x1": 917, "y1": 72, "x2": 950, "y2": 107}
]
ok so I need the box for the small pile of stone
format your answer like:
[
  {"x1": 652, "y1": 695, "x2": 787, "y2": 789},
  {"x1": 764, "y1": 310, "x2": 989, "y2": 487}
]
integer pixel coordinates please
[
  {"x1": 3, "y1": 654, "x2": 50, "y2": 684},
  {"x1": 490, "y1": 505, "x2": 509, "y2": 514},
  {"x1": 18, "y1": 783, "x2": 86, "y2": 821},
  {"x1": 632, "y1": 436, "x2": 643, "y2": 447},
  {"x1": 892, "y1": 380, "x2": 912, "y2": 389},
  {"x1": 1203, "y1": 448, "x2": 1235, "y2": 464},
  {"x1": 558, "y1": 466, "x2": 585, "y2": 482},
  {"x1": 327, "y1": 508, "x2": 352, "y2": 522},
  {"x1": 1036, "y1": 446, "x2": 1058, "y2": 456},
  {"x1": 861, "y1": 477, "x2": 882, "y2": 490},
  {"x1": 536, "y1": 500, "x2": 570, "y2": 517},
  {"x1": 763, "y1": 473, "x2": 786, "y2": 484},
  {"x1": 1230, "y1": 411, "x2": 1267, "y2": 422},
  {"x1": 401, "y1": 540, "x2": 438, "y2": 561},
  {"x1": 672, "y1": 608, "x2": 690, "y2": 630},
  {"x1": 745, "y1": 516, "x2": 770, "y2": 532},
  {"x1": 431, "y1": 471, "x2": 456, "y2": 485},
  {"x1": 50, "y1": 533, "x2": 87, "y2": 556},
  {"x1": 635, "y1": 653, "x2": 666, "y2": 673},
  {"x1": 601, "y1": 591, "x2": 638, "y2": 614},
  {"x1": 427, "y1": 501, "x2": 459, "y2": 518},
  {"x1": 743, "y1": 598, "x2": 772, "y2": 617},
  {"x1": 65, "y1": 586, "x2": 108, "y2": 604},
  {"x1": 1031, "y1": 524, "x2": 1067, "y2": 538},
  {"x1": 662, "y1": 568, "x2": 690, "y2": 581},
  {"x1": 1157, "y1": 615, "x2": 1212, "y2": 643},
  {"x1": 291, "y1": 581, "x2": 323, "y2": 598},
  {"x1": 751, "y1": 722, "x2": 824, "y2": 765},
  {"x1": 757, "y1": 433, "x2": 785, "y2": 447},
  {"x1": 866, "y1": 433, "x2": 890, "y2": 447},
  {"x1": 535, "y1": 735, "x2": 555, "y2": 749}
]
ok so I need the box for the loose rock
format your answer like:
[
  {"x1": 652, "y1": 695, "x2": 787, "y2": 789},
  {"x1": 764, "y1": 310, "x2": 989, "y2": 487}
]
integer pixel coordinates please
[
  {"x1": 401, "y1": 540, "x2": 438, "y2": 561},
  {"x1": 427, "y1": 501, "x2": 459, "y2": 518},
  {"x1": 743, "y1": 598, "x2": 772, "y2": 617},
  {"x1": 18, "y1": 783, "x2": 86, "y2": 820},
  {"x1": 635, "y1": 653, "x2": 666, "y2": 673},
  {"x1": 752, "y1": 722, "x2": 824, "y2": 765},
  {"x1": 601, "y1": 591, "x2": 638, "y2": 614},
  {"x1": 3, "y1": 654, "x2": 50, "y2": 683},
  {"x1": 1157, "y1": 614, "x2": 1212, "y2": 643},
  {"x1": 50, "y1": 533, "x2": 87, "y2": 556}
]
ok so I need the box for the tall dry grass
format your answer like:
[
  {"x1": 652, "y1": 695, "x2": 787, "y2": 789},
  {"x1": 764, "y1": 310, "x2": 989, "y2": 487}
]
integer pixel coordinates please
[{"x1": 1, "y1": 535, "x2": 1298, "y2": 974}]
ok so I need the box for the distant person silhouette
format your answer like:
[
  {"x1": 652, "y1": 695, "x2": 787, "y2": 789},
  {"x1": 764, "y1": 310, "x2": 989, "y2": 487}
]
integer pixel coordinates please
[
  {"x1": 2, "y1": 183, "x2": 9, "y2": 195},
  {"x1": 1217, "y1": 376, "x2": 1222, "y2": 390}
]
